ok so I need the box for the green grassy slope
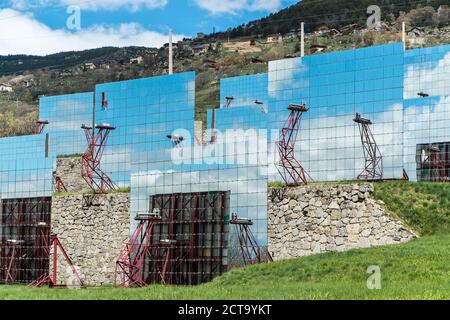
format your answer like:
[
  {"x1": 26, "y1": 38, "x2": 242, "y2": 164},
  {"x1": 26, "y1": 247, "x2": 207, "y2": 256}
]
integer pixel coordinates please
[
  {"x1": 1, "y1": 234, "x2": 448, "y2": 300},
  {"x1": 1, "y1": 182, "x2": 449, "y2": 300},
  {"x1": 373, "y1": 182, "x2": 450, "y2": 235}
]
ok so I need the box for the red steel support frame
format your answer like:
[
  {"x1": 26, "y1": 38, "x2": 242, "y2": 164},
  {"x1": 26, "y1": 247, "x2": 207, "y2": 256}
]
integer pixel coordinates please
[
  {"x1": 114, "y1": 214, "x2": 162, "y2": 288},
  {"x1": 3, "y1": 240, "x2": 24, "y2": 283},
  {"x1": 1, "y1": 197, "x2": 52, "y2": 284},
  {"x1": 224, "y1": 96, "x2": 234, "y2": 108},
  {"x1": 34, "y1": 120, "x2": 49, "y2": 134},
  {"x1": 101, "y1": 92, "x2": 108, "y2": 110},
  {"x1": 423, "y1": 145, "x2": 448, "y2": 182},
  {"x1": 115, "y1": 192, "x2": 228, "y2": 288},
  {"x1": 230, "y1": 213, "x2": 272, "y2": 266},
  {"x1": 276, "y1": 103, "x2": 311, "y2": 186},
  {"x1": 81, "y1": 124, "x2": 117, "y2": 193},
  {"x1": 354, "y1": 113, "x2": 383, "y2": 181},
  {"x1": 52, "y1": 171, "x2": 67, "y2": 193},
  {"x1": 29, "y1": 232, "x2": 84, "y2": 288}
]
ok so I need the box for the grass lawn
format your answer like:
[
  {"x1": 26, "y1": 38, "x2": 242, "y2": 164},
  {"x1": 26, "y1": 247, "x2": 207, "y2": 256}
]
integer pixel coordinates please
[
  {"x1": 0, "y1": 182, "x2": 448, "y2": 300},
  {"x1": 1, "y1": 234, "x2": 449, "y2": 300},
  {"x1": 373, "y1": 182, "x2": 450, "y2": 235}
]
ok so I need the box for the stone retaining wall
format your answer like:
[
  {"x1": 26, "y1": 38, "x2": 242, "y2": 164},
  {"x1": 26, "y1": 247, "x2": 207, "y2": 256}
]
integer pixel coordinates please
[
  {"x1": 268, "y1": 184, "x2": 417, "y2": 260},
  {"x1": 51, "y1": 193, "x2": 130, "y2": 286},
  {"x1": 55, "y1": 157, "x2": 87, "y2": 192}
]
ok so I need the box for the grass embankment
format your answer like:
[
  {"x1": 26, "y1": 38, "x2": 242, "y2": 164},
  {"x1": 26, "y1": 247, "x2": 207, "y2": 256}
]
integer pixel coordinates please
[
  {"x1": 1, "y1": 182, "x2": 449, "y2": 300},
  {"x1": 373, "y1": 182, "x2": 450, "y2": 235},
  {"x1": 1, "y1": 234, "x2": 448, "y2": 300}
]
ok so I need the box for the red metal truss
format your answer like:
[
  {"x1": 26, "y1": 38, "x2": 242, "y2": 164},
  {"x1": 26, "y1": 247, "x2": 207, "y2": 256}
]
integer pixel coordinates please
[
  {"x1": 276, "y1": 103, "x2": 311, "y2": 186},
  {"x1": 81, "y1": 124, "x2": 117, "y2": 193},
  {"x1": 101, "y1": 92, "x2": 108, "y2": 110},
  {"x1": 114, "y1": 214, "x2": 162, "y2": 288},
  {"x1": 354, "y1": 113, "x2": 383, "y2": 181},
  {"x1": 116, "y1": 192, "x2": 228, "y2": 287},
  {"x1": 403, "y1": 169, "x2": 410, "y2": 181},
  {"x1": 422, "y1": 145, "x2": 448, "y2": 182},
  {"x1": 52, "y1": 171, "x2": 67, "y2": 193},
  {"x1": 29, "y1": 231, "x2": 84, "y2": 288},
  {"x1": 2, "y1": 240, "x2": 25, "y2": 283},
  {"x1": 224, "y1": 96, "x2": 234, "y2": 108},
  {"x1": 34, "y1": 120, "x2": 49, "y2": 134},
  {"x1": 230, "y1": 213, "x2": 272, "y2": 266},
  {"x1": 1, "y1": 197, "x2": 52, "y2": 284}
]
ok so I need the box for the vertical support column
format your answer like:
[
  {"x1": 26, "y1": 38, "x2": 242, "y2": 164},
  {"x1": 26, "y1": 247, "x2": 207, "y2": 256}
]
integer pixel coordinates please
[
  {"x1": 301, "y1": 22, "x2": 305, "y2": 57},
  {"x1": 169, "y1": 29, "x2": 173, "y2": 75},
  {"x1": 210, "y1": 107, "x2": 217, "y2": 144},
  {"x1": 52, "y1": 239, "x2": 57, "y2": 286},
  {"x1": 402, "y1": 21, "x2": 406, "y2": 50}
]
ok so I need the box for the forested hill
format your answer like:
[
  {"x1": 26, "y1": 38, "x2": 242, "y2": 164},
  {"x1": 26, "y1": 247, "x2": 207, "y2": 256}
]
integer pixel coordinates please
[{"x1": 213, "y1": 0, "x2": 450, "y2": 38}]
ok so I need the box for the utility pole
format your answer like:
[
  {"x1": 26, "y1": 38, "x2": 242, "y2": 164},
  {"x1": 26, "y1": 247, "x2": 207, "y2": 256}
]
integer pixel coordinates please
[
  {"x1": 169, "y1": 29, "x2": 173, "y2": 75},
  {"x1": 402, "y1": 21, "x2": 406, "y2": 51},
  {"x1": 301, "y1": 22, "x2": 305, "y2": 57}
]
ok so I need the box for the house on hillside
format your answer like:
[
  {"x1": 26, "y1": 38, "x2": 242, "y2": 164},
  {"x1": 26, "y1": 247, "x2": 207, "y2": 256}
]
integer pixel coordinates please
[
  {"x1": 267, "y1": 34, "x2": 283, "y2": 44},
  {"x1": 100, "y1": 63, "x2": 111, "y2": 69},
  {"x1": 84, "y1": 63, "x2": 96, "y2": 70},
  {"x1": 130, "y1": 56, "x2": 144, "y2": 65},
  {"x1": 0, "y1": 84, "x2": 13, "y2": 93},
  {"x1": 192, "y1": 43, "x2": 210, "y2": 56}
]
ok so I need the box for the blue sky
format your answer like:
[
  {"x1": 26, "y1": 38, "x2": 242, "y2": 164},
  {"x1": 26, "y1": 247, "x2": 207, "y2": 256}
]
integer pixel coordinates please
[{"x1": 0, "y1": 0, "x2": 298, "y2": 55}]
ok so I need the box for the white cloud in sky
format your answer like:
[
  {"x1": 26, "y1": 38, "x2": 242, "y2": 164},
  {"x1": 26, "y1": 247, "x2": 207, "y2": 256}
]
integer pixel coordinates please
[
  {"x1": 403, "y1": 96, "x2": 450, "y2": 180},
  {"x1": 194, "y1": 0, "x2": 284, "y2": 15},
  {"x1": 404, "y1": 51, "x2": 450, "y2": 99},
  {"x1": 61, "y1": 0, "x2": 168, "y2": 11},
  {"x1": 0, "y1": 9, "x2": 183, "y2": 55}
]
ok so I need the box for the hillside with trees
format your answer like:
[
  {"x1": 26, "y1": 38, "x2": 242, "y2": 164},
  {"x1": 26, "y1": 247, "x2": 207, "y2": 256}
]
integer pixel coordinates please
[
  {"x1": 214, "y1": 0, "x2": 450, "y2": 38},
  {"x1": 3, "y1": 0, "x2": 450, "y2": 137}
]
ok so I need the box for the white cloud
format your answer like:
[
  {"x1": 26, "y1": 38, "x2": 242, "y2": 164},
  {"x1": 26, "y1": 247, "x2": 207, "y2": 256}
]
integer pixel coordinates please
[
  {"x1": 194, "y1": 0, "x2": 283, "y2": 15},
  {"x1": 268, "y1": 57, "x2": 308, "y2": 97},
  {"x1": 403, "y1": 96, "x2": 450, "y2": 180},
  {"x1": 8, "y1": 0, "x2": 168, "y2": 11},
  {"x1": 0, "y1": 9, "x2": 183, "y2": 55},
  {"x1": 7, "y1": 0, "x2": 52, "y2": 10},
  {"x1": 61, "y1": 0, "x2": 168, "y2": 11},
  {"x1": 404, "y1": 51, "x2": 450, "y2": 99}
]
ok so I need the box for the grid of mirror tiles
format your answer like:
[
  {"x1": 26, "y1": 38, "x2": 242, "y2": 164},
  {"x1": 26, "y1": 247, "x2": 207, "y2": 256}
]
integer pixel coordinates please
[{"x1": 1, "y1": 43, "x2": 450, "y2": 247}]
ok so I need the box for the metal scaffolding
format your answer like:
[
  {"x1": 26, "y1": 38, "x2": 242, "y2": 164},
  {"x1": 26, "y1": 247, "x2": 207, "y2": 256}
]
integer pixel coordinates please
[
  {"x1": 419, "y1": 144, "x2": 449, "y2": 182},
  {"x1": 230, "y1": 213, "x2": 272, "y2": 266},
  {"x1": 276, "y1": 103, "x2": 311, "y2": 186},
  {"x1": 114, "y1": 213, "x2": 162, "y2": 288},
  {"x1": 115, "y1": 191, "x2": 229, "y2": 287},
  {"x1": 52, "y1": 171, "x2": 67, "y2": 193},
  {"x1": 101, "y1": 92, "x2": 108, "y2": 110},
  {"x1": 81, "y1": 124, "x2": 117, "y2": 193},
  {"x1": 29, "y1": 232, "x2": 84, "y2": 288},
  {"x1": 353, "y1": 113, "x2": 383, "y2": 180},
  {"x1": 34, "y1": 120, "x2": 49, "y2": 135},
  {"x1": 224, "y1": 96, "x2": 234, "y2": 108},
  {"x1": 0, "y1": 198, "x2": 51, "y2": 284}
]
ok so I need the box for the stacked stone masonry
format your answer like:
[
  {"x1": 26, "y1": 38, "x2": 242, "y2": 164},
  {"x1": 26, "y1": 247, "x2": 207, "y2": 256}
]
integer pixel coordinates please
[
  {"x1": 55, "y1": 157, "x2": 87, "y2": 192},
  {"x1": 51, "y1": 193, "x2": 130, "y2": 286},
  {"x1": 268, "y1": 184, "x2": 417, "y2": 260}
]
